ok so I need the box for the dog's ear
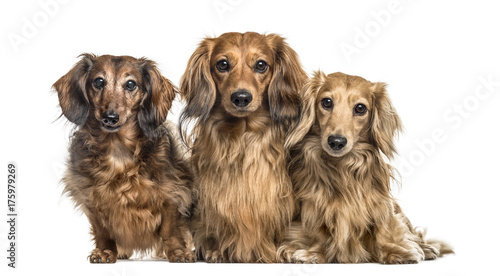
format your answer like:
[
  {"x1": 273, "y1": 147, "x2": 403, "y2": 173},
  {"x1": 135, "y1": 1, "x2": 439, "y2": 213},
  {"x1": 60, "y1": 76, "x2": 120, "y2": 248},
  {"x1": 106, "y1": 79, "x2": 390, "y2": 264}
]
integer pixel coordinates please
[
  {"x1": 179, "y1": 38, "x2": 216, "y2": 124},
  {"x1": 370, "y1": 82, "x2": 403, "y2": 159},
  {"x1": 138, "y1": 58, "x2": 177, "y2": 139},
  {"x1": 52, "y1": 53, "x2": 95, "y2": 125},
  {"x1": 267, "y1": 34, "x2": 307, "y2": 127},
  {"x1": 285, "y1": 71, "x2": 325, "y2": 149}
]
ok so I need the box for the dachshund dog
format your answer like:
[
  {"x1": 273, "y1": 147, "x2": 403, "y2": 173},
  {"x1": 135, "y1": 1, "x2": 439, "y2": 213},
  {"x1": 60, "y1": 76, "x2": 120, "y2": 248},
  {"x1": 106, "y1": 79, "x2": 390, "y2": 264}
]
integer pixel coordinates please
[
  {"x1": 179, "y1": 32, "x2": 307, "y2": 263},
  {"x1": 53, "y1": 54, "x2": 195, "y2": 263},
  {"x1": 279, "y1": 72, "x2": 453, "y2": 264}
]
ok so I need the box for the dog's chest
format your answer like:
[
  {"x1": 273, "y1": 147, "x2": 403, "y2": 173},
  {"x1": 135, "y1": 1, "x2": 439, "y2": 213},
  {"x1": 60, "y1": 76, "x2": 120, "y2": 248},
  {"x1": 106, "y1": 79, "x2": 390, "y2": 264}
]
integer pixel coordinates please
[
  {"x1": 89, "y1": 146, "x2": 164, "y2": 238},
  {"x1": 195, "y1": 128, "x2": 293, "y2": 222},
  {"x1": 315, "y1": 175, "x2": 387, "y2": 238}
]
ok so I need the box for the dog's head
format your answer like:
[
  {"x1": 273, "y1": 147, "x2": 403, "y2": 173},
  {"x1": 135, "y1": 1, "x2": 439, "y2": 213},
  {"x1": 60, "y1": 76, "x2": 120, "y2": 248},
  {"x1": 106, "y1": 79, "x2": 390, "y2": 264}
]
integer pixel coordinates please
[
  {"x1": 287, "y1": 71, "x2": 402, "y2": 158},
  {"x1": 180, "y1": 32, "x2": 306, "y2": 124},
  {"x1": 53, "y1": 54, "x2": 176, "y2": 138}
]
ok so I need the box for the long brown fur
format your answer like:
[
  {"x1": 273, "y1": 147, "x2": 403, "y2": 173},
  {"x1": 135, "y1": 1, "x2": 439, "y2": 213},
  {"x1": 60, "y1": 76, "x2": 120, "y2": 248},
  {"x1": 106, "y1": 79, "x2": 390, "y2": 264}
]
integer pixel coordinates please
[
  {"x1": 179, "y1": 32, "x2": 307, "y2": 263},
  {"x1": 279, "y1": 71, "x2": 453, "y2": 264},
  {"x1": 53, "y1": 54, "x2": 195, "y2": 263}
]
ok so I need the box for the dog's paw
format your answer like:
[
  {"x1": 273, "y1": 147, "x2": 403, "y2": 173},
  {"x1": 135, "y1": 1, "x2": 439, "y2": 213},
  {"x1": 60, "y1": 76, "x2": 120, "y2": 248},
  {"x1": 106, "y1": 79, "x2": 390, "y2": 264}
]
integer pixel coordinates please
[
  {"x1": 166, "y1": 248, "x2": 197, "y2": 263},
  {"x1": 277, "y1": 245, "x2": 294, "y2": 263},
  {"x1": 291, "y1": 249, "x2": 325, "y2": 264},
  {"x1": 117, "y1": 248, "x2": 133, "y2": 260},
  {"x1": 88, "y1": 248, "x2": 117, "y2": 264},
  {"x1": 117, "y1": 252, "x2": 131, "y2": 260},
  {"x1": 182, "y1": 250, "x2": 197, "y2": 263},
  {"x1": 421, "y1": 243, "x2": 439, "y2": 260},
  {"x1": 205, "y1": 250, "x2": 226, "y2": 263},
  {"x1": 382, "y1": 249, "x2": 423, "y2": 264}
]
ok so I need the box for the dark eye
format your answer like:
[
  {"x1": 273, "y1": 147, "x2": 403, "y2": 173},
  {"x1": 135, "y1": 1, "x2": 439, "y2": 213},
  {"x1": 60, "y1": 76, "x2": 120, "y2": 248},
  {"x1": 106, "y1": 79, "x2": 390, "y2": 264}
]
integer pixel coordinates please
[
  {"x1": 125, "y1": 80, "x2": 137, "y2": 91},
  {"x1": 93, "y1": 77, "x2": 104, "y2": 89},
  {"x1": 321, "y1": 98, "x2": 333, "y2": 110},
  {"x1": 216, "y1": 59, "x2": 229, "y2": 72},
  {"x1": 354, "y1": 103, "x2": 367, "y2": 115},
  {"x1": 255, "y1": 60, "x2": 268, "y2": 73}
]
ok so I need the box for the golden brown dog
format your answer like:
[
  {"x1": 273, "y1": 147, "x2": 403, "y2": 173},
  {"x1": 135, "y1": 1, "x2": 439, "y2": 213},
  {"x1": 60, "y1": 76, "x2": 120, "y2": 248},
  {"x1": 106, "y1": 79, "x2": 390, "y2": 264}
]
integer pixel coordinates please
[
  {"x1": 279, "y1": 71, "x2": 453, "y2": 264},
  {"x1": 179, "y1": 32, "x2": 307, "y2": 262},
  {"x1": 53, "y1": 54, "x2": 195, "y2": 263}
]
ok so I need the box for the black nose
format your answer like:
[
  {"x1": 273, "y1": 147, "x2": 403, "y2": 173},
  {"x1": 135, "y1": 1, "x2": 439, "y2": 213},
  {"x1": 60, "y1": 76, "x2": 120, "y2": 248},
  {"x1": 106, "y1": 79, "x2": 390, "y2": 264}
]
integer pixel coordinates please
[
  {"x1": 328, "y1": 135, "x2": 347, "y2": 151},
  {"x1": 102, "y1": 111, "x2": 119, "y2": 126},
  {"x1": 231, "y1": 90, "x2": 253, "y2": 107}
]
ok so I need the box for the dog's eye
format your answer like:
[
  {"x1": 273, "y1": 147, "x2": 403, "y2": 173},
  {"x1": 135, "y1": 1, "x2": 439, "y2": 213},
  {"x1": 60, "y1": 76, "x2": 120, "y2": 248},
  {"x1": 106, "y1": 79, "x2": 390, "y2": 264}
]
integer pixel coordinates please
[
  {"x1": 255, "y1": 60, "x2": 268, "y2": 73},
  {"x1": 354, "y1": 103, "x2": 367, "y2": 115},
  {"x1": 125, "y1": 80, "x2": 137, "y2": 91},
  {"x1": 93, "y1": 78, "x2": 105, "y2": 89},
  {"x1": 216, "y1": 60, "x2": 230, "y2": 72},
  {"x1": 321, "y1": 98, "x2": 333, "y2": 110}
]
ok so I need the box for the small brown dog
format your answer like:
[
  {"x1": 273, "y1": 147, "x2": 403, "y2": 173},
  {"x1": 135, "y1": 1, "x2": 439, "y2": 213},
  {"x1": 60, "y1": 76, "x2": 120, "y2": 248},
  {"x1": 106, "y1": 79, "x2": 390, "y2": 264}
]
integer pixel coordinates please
[
  {"x1": 53, "y1": 54, "x2": 195, "y2": 263},
  {"x1": 280, "y1": 71, "x2": 453, "y2": 264},
  {"x1": 179, "y1": 32, "x2": 307, "y2": 262}
]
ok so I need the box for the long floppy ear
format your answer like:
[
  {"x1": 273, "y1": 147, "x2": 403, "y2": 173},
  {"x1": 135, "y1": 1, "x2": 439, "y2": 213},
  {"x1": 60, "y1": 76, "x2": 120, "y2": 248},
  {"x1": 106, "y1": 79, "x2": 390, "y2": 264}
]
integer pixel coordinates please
[
  {"x1": 52, "y1": 53, "x2": 95, "y2": 125},
  {"x1": 266, "y1": 34, "x2": 307, "y2": 127},
  {"x1": 285, "y1": 71, "x2": 326, "y2": 149},
  {"x1": 138, "y1": 58, "x2": 177, "y2": 139},
  {"x1": 179, "y1": 38, "x2": 216, "y2": 124},
  {"x1": 370, "y1": 82, "x2": 403, "y2": 159}
]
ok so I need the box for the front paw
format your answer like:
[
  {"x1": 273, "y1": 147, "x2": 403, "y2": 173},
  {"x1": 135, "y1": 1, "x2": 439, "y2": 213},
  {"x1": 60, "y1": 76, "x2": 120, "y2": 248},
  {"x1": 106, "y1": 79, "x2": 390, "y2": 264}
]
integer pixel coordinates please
[
  {"x1": 117, "y1": 247, "x2": 133, "y2": 260},
  {"x1": 277, "y1": 245, "x2": 295, "y2": 263},
  {"x1": 382, "y1": 248, "x2": 423, "y2": 264},
  {"x1": 205, "y1": 249, "x2": 226, "y2": 263},
  {"x1": 167, "y1": 248, "x2": 197, "y2": 263},
  {"x1": 88, "y1": 248, "x2": 117, "y2": 263},
  {"x1": 291, "y1": 249, "x2": 325, "y2": 264}
]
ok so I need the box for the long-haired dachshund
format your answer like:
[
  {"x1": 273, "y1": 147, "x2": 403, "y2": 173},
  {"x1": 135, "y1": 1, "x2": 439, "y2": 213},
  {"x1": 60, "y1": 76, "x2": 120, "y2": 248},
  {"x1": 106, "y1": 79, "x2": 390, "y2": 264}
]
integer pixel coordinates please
[
  {"x1": 179, "y1": 32, "x2": 307, "y2": 263},
  {"x1": 279, "y1": 71, "x2": 453, "y2": 264},
  {"x1": 53, "y1": 54, "x2": 195, "y2": 263}
]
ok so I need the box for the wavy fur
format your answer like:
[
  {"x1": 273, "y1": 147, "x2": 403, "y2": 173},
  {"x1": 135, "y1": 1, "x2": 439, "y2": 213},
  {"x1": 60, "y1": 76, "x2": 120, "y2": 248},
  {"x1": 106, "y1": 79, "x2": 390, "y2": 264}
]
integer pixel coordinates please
[
  {"x1": 180, "y1": 32, "x2": 307, "y2": 262},
  {"x1": 53, "y1": 54, "x2": 195, "y2": 263},
  {"x1": 279, "y1": 72, "x2": 453, "y2": 264}
]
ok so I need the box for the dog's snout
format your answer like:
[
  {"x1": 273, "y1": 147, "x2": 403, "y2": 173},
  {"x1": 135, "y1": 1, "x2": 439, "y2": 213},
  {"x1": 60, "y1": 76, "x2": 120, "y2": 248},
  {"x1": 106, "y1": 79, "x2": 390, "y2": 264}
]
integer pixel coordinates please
[
  {"x1": 102, "y1": 111, "x2": 120, "y2": 126},
  {"x1": 231, "y1": 90, "x2": 253, "y2": 107},
  {"x1": 328, "y1": 135, "x2": 347, "y2": 151}
]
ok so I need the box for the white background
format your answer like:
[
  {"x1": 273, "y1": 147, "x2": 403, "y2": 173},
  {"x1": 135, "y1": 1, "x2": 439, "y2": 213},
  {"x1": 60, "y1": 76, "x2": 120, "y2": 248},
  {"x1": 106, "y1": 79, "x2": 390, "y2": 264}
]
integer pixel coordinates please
[{"x1": 1, "y1": 0, "x2": 499, "y2": 275}]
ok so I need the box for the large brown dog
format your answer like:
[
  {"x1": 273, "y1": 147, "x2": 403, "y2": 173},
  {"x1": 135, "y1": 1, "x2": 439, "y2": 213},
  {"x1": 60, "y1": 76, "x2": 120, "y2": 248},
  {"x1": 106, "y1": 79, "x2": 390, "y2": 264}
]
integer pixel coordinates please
[
  {"x1": 53, "y1": 54, "x2": 195, "y2": 263},
  {"x1": 179, "y1": 32, "x2": 307, "y2": 262},
  {"x1": 280, "y1": 71, "x2": 453, "y2": 264}
]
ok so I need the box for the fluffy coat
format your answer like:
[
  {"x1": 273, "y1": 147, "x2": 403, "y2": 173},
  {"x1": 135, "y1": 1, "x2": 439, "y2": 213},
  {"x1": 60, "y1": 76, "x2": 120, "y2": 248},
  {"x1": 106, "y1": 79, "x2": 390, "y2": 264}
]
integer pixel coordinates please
[
  {"x1": 279, "y1": 71, "x2": 453, "y2": 264},
  {"x1": 179, "y1": 32, "x2": 307, "y2": 262},
  {"x1": 54, "y1": 54, "x2": 195, "y2": 263}
]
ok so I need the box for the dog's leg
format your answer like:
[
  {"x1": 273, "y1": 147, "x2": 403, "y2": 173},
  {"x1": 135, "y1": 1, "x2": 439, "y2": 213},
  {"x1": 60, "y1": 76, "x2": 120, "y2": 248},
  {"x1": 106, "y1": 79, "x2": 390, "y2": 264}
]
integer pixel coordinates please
[
  {"x1": 291, "y1": 248, "x2": 326, "y2": 264},
  {"x1": 374, "y1": 213, "x2": 425, "y2": 264},
  {"x1": 278, "y1": 222, "x2": 326, "y2": 263},
  {"x1": 117, "y1": 246, "x2": 133, "y2": 260},
  {"x1": 201, "y1": 237, "x2": 227, "y2": 263},
  {"x1": 88, "y1": 215, "x2": 118, "y2": 263},
  {"x1": 159, "y1": 202, "x2": 196, "y2": 263}
]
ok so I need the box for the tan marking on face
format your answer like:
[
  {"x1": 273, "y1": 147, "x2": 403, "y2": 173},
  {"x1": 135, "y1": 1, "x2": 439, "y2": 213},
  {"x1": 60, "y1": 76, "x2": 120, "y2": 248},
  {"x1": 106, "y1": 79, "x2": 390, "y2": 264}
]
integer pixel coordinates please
[
  {"x1": 315, "y1": 73, "x2": 373, "y2": 157},
  {"x1": 210, "y1": 32, "x2": 274, "y2": 117},
  {"x1": 87, "y1": 56, "x2": 144, "y2": 131}
]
